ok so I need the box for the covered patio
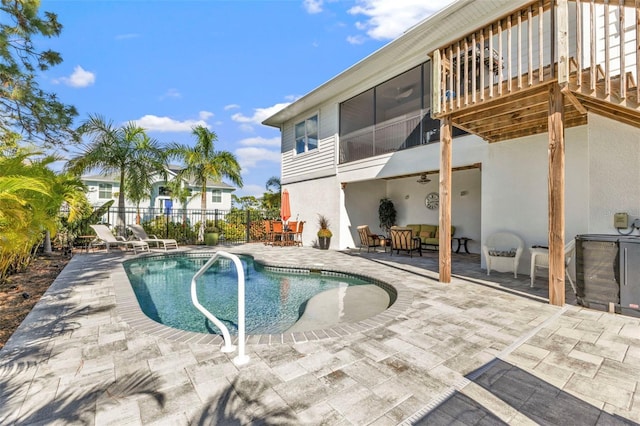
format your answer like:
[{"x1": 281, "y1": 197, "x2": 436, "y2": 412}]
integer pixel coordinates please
[{"x1": 347, "y1": 247, "x2": 582, "y2": 308}]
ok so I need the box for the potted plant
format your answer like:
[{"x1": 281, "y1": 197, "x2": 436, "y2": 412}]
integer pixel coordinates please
[
  {"x1": 317, "y1": 214, "x2": 332, "y2": 250},
  {"x1": 379, "y1": 198, "x2": 397, "y2": 236},
  {"x1": 204, "y1": 221, "x2": 220, "y2": 246}
]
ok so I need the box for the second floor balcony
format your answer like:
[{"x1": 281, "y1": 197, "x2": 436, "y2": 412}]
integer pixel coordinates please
[{"x1": 431, "y1": 0, "x2": 640, "y2": 142}]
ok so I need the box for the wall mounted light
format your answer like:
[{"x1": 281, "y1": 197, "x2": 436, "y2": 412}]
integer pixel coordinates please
[{"x1": 417, "y1": 173, "x2": 431, "y2": 184}]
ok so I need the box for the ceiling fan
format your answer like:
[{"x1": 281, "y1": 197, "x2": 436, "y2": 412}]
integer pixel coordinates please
[{"x1": 383, "y1": 85, "x2": 414, "y2": 101}]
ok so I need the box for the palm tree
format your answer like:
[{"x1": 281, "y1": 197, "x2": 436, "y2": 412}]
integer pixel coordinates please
[
  {"x1": 265, "y1": 176, "x2": 281, "y2": 193},
  {"x1": 261, "y1": 176, "x2": 281, "y2": 213},
  {"x1": 0, "y1": 151, "x2": 51, "y2": 278},
  {"x1": 168, "y1": 125, "x2": 243, "y2": 241},
  {"x1": 0, "y1": 149, "x2": 88, "y2": 281},
  {"x1": 65, "y1": 115, "x2": 167, "y2": 235},
  {"x1": 166, "y1": 177, "x2": 195, "y2": 228},
  {"x1": 125, "y1": 135, "x2": 167, "y2": 224},
  {"x1": 32, "y1": 155, "x2": 89, "y2": 253}
]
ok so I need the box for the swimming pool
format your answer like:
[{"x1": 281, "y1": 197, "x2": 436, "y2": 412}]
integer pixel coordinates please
[{"x1": 123, "y1": 253, "x2": 395, "y2": 335}]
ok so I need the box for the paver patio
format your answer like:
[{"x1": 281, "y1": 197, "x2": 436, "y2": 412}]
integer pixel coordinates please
[{"x1": 0, "y1": 244, "x2": 638, "y2": 425}]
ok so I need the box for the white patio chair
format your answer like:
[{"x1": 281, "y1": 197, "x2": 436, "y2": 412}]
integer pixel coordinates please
[
  {"x1": 128, "y1": 224, "x2": 179, "y2": 251},
  {"x1": 482, "y1": 231, "x2": 524, "y2": 278},
  {"x1": 89, "y1": 224, "x2": 149, "y2": 254},
  {"x1": 530, "y1": 239, "x2": 577, "y2": 294}
]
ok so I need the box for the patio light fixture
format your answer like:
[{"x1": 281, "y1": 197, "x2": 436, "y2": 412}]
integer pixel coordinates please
[{"x1": 417, "y1": 173, "x2": 431, "y2": 184}]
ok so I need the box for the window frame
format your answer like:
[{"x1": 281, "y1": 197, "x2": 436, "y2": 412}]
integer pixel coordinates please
[
  {"x1": 98, "y1": 183, "x2": 113, "y2": 199},
  {"x1": 211, "y1": 189, "x2": 222, "y2": 203},
  {"x1": 294, "y1": 113, "x2": 319, "y2": 155},
  {"x1": 338, "y1": 61, "x2": 467, "y2": 164}
]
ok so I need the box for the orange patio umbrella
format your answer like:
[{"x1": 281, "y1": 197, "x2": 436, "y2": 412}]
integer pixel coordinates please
[{"x1": 280, "y1": 189, "x2": 291, "y2": 222}]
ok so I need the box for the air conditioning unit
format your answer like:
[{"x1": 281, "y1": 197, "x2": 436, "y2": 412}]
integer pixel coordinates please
[{"x1": 576, "y1": 234, "x2": 640, "y2": 316}]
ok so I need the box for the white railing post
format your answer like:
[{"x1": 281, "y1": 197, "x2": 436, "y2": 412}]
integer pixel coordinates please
[{"x1": 190, "y1": 251, "x2": 250, "y2": 365}]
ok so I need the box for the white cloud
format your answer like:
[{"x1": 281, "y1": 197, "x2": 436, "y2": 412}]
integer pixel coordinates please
[
  {"x1": 238, "y1": 123, "x2": 254, "y2": 133},
  {"x1": 55, "y1": 65, "x2": 95, "y2": 88},
  {"x1": 134, "y1": 115, "x2": 211, "y2": 132},
  {"x1": 239, "y1": 136, "x2": 281, "y2": 147},
  {"x1": 348, "y1": 0, "x2": 455, "y2": 41},
  {"x1": 224, "y1": 104, "x2": 240, "y2": 111},
  {"x1": 347, "y1": 35, "x2": 366, "y2": 45},
  {"x1": 160, "y1": 88, "x2": 181, "y2": 100},
  {"x1": 199, "y1": 111, "x2": 214, "y2": 120},
  {"x1": 231, "y1": 102, "x2": 290, "y2": 125},
  {"x1": 235, "y1": 147, "x2": 281, "y2": 170},
  {"x1": 237, "y1": 183, "x2": 267, "y2": 197},
  {"x1": 303, "y1": 0, "x2": 323, "y2": 14}
]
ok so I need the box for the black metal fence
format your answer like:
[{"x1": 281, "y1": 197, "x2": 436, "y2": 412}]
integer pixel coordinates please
[{"x1": 95, "y1": 206, "x2": 277, "y2": 245}]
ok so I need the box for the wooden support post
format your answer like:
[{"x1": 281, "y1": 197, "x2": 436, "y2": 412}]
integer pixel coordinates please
[
  {"x1": 439, "y1": 116, "x2": 452, "y2": 284},
  {"x1": 557, "y1": 0, "x2": 569, "y2": 85},
  {"x1": 548, "y1": 84, "x2": 565, "y2": 306},
  {"x1": 432, "y1": 49, "x2": 441, "y2": 116}
]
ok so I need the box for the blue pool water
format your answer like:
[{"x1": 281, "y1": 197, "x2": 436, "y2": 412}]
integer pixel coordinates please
[{"x1": 123, "y1": 254, "x2": 387, "y2": 335}]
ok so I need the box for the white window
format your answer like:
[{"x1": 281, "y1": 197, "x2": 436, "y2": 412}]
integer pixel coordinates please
[
  {"x1": 295, "y1": 114, "x2": 318, "y2": 154},
  {"x1": 98, "y1": 183, "x2": 112, "y2": 199},
  {"x1": 211, "y1": 190, "x2": 222, "y2": 203}
]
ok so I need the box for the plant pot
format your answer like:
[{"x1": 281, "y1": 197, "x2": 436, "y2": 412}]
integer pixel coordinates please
[
  {"x1": 204, "y1": 232, "x2": 219, "y2": 246},
  {"x1": 318, "y1": 236, "x2": 331, "y2": 250}
]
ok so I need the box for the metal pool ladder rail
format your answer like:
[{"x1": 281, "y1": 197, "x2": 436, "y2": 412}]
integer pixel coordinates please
[{"x1": 190, "y1": 251, "x2": 249, "y2": 365}]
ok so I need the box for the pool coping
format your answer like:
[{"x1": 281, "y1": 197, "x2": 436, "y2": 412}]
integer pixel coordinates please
[{"x1": 112, "y1": 249, "x2": 414, "y2": 347}]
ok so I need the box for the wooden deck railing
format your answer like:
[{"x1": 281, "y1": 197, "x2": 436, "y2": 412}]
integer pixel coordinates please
[{"x1": 432, "y1": 0, "x2": 640, "y2": 119}]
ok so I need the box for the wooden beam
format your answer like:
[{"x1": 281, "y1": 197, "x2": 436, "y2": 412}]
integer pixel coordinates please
[
  {"x1": 548, "y1": 83, "x2": 566, "y2": 306},
  {"x1": 561, "y1": 85, "x2": 588, "y2": 113},
  {"x1": 439, "y1": 116, "x2": 452, "y2": 284}
]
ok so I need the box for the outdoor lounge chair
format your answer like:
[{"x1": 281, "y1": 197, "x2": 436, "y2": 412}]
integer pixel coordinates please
[
  {"x1": 530, "y1": 239, "x2": 577, "y2": 294},
  {"x1": 89, "y1": 224, "x2": 150, "y2": 254},
  {"x1": 482, "y1": 231, "x2": 524, "y2": 278},
  {"x1": 128, "y1": 224, "x2": 179, "y2": 251},
  {"x1": 390, "y1": 226, "x2": 422, "y2": 257},
  {"x1": 357, "y1": 225, "x2": 384, "y2": 252}
]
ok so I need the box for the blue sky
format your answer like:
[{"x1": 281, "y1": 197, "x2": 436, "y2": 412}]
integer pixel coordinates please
[{"x1": 40, "y1": 0, "x2": 454, "y2": 198}]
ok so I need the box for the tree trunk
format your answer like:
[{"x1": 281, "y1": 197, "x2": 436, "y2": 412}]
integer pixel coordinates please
[
  {"x1": 117, "y1": 168, "x2": 127, "y2": 236},
  {"x1": 43, "y1": 230, "x2": 52, "y2": 254}
]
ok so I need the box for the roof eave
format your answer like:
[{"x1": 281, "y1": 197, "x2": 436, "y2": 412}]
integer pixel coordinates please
[{"x1": 262, "y1": 0, "x2": 530, "y2": 128}]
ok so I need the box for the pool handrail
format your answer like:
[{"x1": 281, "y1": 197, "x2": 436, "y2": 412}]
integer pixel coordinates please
[{"x1": 190, "y1": 250, "x2": 250, "y2": 365}]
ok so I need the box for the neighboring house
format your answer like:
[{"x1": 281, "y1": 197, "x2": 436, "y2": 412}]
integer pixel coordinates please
[
  {"x1": 81, "y1": 165, "x2": 236, "y2": 213},
  {"x1": 263, "y1": 0, "x2": 640, "y2": 301}
]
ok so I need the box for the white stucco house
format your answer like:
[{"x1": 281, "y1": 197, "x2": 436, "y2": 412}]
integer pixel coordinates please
[
  {"x1": 263, "y1": 0, "x2": 640, "y2": 302},
  {"x1": 81, "y1": 165, "x2": 236, "y2": 212}
]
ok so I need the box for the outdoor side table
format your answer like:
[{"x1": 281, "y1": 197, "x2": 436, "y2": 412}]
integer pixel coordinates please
[{"x1": 453, "y1": 237, "x2": 472, "y2": 254}]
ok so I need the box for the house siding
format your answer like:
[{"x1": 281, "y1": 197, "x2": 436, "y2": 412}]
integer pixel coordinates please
[
  {"x1": 281, "y1": 104, "x2": 337, "y2": 184},
  {"x1": 268, "y1": 0, "x2": 640, "y2": 282},
  {"x1": 81, "y1": 174, "x2": 235, "y2": 211}
]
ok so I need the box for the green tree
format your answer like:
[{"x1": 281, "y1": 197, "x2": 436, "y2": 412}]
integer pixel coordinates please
[
  {"x1": 124, "y1": 134, "x2": 167, "y2": 225},
  {"x1": 0, "y1": 149, "x2": 87, "y2": 281},
  {"x1": 265, "y1": 176, "x2": 281, "y2": 193},
  {"x1": 65, "y1": 115, "x2": 167, "y2": 235},
  {"x1": 167, "y1": 177, "x2": 195, "y2": 225},
  {"x1": 33, "y1": 155, "x2": 89, "y2": 253},
  {"x1": 261, "y1": 176, "x2": 281, "y2": 212},
  {"x1": 168, "y1": 125, "x2": 243, "y2": 241},
  {"x1": 232, "y1": 194, "x2": 258, "y2": 210},
  {"x1": 0, "y1": 0, "x2": 78, "y2": 148}
]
